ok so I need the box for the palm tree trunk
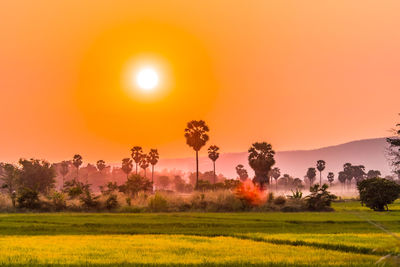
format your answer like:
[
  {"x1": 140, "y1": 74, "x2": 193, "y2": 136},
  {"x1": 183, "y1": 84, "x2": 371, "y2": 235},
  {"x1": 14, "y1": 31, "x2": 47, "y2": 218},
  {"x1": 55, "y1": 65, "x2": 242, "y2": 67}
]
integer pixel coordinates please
[
  {"x1": 136, "y1": 164, "x2": 138, "y2": 175},
  {"x1": 152, "y1": 165, "x2": 154, "y2": 183},
  {"x1": 195, "y1": 150, "x2": 199, "y2": 190},
  {"x1": 144, "y1": 169, "x2": 146, "y2": 178},
  {"x1": 275, "y1": 179, "x2": 277, "y2": 191},
  {"x1": 213, "y1": 161, "x2": 216, "y2": 184},
  {"x1": 320, "y1": 171, "x2": 322, "y2": 185}
]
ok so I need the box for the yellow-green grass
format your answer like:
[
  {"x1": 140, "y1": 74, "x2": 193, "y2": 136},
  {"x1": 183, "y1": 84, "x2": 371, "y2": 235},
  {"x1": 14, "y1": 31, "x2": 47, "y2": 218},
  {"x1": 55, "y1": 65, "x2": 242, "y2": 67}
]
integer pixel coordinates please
[{"x1": 0, "y1": 235, "x2": 378, "y2": 266}]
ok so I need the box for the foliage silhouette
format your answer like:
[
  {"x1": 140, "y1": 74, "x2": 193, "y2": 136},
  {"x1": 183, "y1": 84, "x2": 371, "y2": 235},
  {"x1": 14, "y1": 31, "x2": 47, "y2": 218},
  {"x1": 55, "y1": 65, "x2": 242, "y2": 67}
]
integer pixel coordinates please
[
  {"x1": 248, "y1": 142, "x2": 275, "y2": 190},
  {"x1": 208, "y1": 145, "x2": 220, "y2": 184}
]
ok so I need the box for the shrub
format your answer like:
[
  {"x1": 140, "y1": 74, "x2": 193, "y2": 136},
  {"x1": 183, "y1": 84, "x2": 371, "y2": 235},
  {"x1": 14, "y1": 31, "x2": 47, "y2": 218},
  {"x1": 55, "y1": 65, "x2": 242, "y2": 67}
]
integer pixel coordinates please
[
  {"x1": 126, "y1": 197, "x2": 132, "y2": 206},
  {"x1": 17, "y1": 188, "x2": 40, "y2": 209},
  {"x1": 288, "y1": 189, "x2": 303, "y2": 200},
  {"x1": 274, "y1": 196, "x2": 286, "y2": 205},
  {"x1": 50, "y1": 191, "x2": 66, "y2": 211},
  {"x1": 305, "y1": 184, "x2": 337, "y2": 211},
  {"x1": 148, "y1": 193, "x2": 168, "y2": 212},
  {"x1": 357, "y1": 177, "x2": 400, "y2": 211},
  {"x1": 79, "y1": 190, "x2": 100, "y2": 210},
  {"x1": 105, "y1": 194, "x2": 119, "y2": 210}
]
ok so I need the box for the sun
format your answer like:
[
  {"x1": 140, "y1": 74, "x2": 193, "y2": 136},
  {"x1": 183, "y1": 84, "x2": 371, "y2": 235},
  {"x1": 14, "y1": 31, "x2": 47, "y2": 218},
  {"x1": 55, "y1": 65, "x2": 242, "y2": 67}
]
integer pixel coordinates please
[{"x1": 135, "y1": 67, "x2": 159, "y2": 90}]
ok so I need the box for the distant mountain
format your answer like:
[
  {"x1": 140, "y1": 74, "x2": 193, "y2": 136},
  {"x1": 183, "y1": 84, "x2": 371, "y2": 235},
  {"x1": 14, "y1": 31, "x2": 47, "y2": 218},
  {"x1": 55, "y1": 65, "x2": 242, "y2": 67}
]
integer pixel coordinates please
[{"x1": 157, "y1": 137, "x2": 393, "y2": 179}]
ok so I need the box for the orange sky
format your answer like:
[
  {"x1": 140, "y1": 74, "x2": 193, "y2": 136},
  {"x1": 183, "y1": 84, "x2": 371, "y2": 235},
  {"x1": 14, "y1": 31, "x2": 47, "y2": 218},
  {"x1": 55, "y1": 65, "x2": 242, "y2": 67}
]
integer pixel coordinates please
[{"x1": 0, "y1": 1, "x2": 399, "y2": 163}]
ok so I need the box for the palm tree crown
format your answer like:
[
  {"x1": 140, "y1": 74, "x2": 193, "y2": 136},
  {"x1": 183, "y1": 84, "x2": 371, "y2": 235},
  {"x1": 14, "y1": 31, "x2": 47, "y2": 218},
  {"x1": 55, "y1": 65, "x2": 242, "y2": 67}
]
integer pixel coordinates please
[{"x1": 131, "y1": 146, "x2": 143, "y2": 174}]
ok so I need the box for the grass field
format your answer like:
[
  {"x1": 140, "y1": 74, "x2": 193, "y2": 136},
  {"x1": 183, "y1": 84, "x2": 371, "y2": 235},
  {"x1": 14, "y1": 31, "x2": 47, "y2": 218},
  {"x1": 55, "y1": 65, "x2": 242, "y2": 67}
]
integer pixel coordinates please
[{"x1": 0, "y1": 201, "x2": 399, "y2": 266}]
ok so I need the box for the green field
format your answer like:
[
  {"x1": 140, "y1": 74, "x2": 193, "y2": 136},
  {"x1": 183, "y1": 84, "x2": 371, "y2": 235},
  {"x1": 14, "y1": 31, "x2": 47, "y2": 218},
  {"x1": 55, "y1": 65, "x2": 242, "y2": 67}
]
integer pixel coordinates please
[{"x1": 0, "y1": 201, "x2": 399, "y2": 266}]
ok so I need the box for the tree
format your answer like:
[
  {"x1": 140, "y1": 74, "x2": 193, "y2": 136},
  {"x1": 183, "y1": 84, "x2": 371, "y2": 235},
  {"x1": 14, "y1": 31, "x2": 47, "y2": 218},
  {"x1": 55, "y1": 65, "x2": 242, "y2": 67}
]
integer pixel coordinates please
[
  {"x1": 18, "y1": 159, "x2": 56, "y2": 195},
  {"x1": 184, "y1": 120, "x2": 210, "y2": 190},
  {"x1": 96, "y1": 160, "x2": 106, "y2": 173},
  {"x1": 305, "y1": 184, "x2": 337, "y2": 211},
  {"x1": 235, "y1": 164, "x2": 248, "y2": 182},
  {"x1": 387, "y1": 114, "x2": 400, "y2": 179},
  {"x1": 157, "y1": 176, "x2": 170, "y2": 189},
  {"x1": 357, "y1": 177, "x2": 400, "y2": 211},
  {"x1": 130, "y1": 146, "x2": 143, "y2": 174},
  {"x1": 121, "y1": 158, "x2": 133, "y2": 179},
  {"x1": 0, "y1": 163, "x2": 19, "y2": 207},
  {"x1": 248, "y1": 142, "x2": 275, "y2": 190},
  {"x1": 122, "y1": 174, "x2": 152, "y2": 197},
  {"x1": 305, "y1": 167, "x2": 317, "y2": 186},
  {"x1": 327, "y1": 172, "x2": 334, "y2": 186},
  {"x1": 139, "y1": 154, "x2": 150, "y2": 178},
  {"x1": 148, "y1": 149, "x2": 159, "y2": 183},
  {"x1": 316, "y1": 160, "x2": 326, "y2": 185},
  {"x1": 59, "y1": 161, "x2": 69, "y2": 189},
  {"x1": 269, "y1": 167, "x2": 281, "y2": 191},
  {"x1": 367, "y1": 170, "x2": 381, "y2": 179},
  {"x1": 72, "y1": 154, "x2": 83, "y2": 178},
  {"x1": 207, "y1": 145, "x2": 220, "y2": 184},
  {"x1": 338, "y1": 171, "x2": 347, "y2": 190}
]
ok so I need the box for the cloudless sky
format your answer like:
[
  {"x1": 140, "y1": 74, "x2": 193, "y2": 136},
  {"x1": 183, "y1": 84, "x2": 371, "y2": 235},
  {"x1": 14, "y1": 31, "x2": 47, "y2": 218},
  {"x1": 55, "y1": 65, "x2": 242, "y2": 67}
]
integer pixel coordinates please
[{"x1": 0, "y1": 0, "x2": 399, "y2": 163}]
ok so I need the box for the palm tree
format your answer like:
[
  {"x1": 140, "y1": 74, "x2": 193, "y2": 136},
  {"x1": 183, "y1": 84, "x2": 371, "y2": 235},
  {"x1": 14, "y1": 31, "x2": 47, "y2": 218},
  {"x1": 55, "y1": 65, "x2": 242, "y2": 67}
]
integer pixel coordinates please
[
  {"x1": 139, "y1": 154, "x2": 150, "y2": 178},
  {"x1": 270, "y1": 167, "x2": 281, "y2": 191},
  {"x1": 327, "y1": 172, "x2": 334, "y2": 186},
  {"x1": 121, "y1": 158, "x2": 133, "y2": 179},
  {"x1": 338, "y1": 171, "x2": 347, "y2": 190},
  {"x1": 235, "y1": 164, "x2": 249, "y2": 182},
  {"x1": 60, "y1": 161, "x2": 69, "y2": 189},
  {"x1": 306, "y1": 167, "x2": 317, "y2": 186},
  {"x1": 207, "y1": 145, "x2": 220, "y2": 184},
  {"x1": 130, "y1": 146, "x2": 143, "y2": 174},
  {"x1": 184, "y1": 120, "x2": 209, "y2": 190},
  {"x1": 96, "y1": 160, "x2": 106, "y2": 174},
  {"x1": 148, "y1": 149, "x2": 159, "y2": 183},
  {"x1": 72, "y1": 154, "x2": 82, "y2": 179},
  {"x1": 248, "y1": 142, "x2": 275, "y2": 190},
  {"x1": 316, "y1": 160, "x2": 326, "y2": 185}
]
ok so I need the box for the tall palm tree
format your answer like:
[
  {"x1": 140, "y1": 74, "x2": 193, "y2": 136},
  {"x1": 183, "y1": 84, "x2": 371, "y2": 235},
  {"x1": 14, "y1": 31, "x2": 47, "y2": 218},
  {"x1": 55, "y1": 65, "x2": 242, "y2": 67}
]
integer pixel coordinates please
[
  {"x1": 207, "y1": 145, "x2": 220, "y2": 184},
  {"x1": 306, "y1": 167, "x2": 317, "y2": 186},
  {"x1": 148, "y1": 149, "x2": 159, "y2": 183},
  {"x1": 270, "y1": 167, "x2": 281, "y2": 191},
  {"x1": 130, "y1": 146, "x2": 143, "y2": 174},
  {"x1": 248, "y1": 142, "x2": 275, "y2": 190},
  {"x1": 184, "y1": 120, "x2": 209, "y2": 190},
  {"x1": 327, "y1": 172, "x2": 334, "y2": 186},
  {"x1": 60, "y1": 161, "x2": 69, "y2": 189},
  {"x1": 72, "y1": 154, "x2": 82, "y2": 179},
  {"x1": 139, "y1": 154, "x2": 150, "y2": 178},
  {"x1": 121, "y1": 158, "x2": 133, "y2": 179},
  {"x1": 316, "y1": 160, "x2": 326, "y2": 185}
]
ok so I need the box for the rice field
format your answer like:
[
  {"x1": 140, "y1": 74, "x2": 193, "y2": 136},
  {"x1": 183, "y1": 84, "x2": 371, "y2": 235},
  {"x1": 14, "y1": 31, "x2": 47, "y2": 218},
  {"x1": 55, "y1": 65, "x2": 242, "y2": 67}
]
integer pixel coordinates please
[{"x1": 0, "y1": 201, "x2": 399, "y2": 266}]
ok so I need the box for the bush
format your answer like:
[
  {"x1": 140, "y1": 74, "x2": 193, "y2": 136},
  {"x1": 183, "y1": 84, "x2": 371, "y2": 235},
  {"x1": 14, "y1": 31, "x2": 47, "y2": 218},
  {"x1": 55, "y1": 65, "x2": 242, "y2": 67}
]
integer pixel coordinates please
[
  {"x1": 148, "y1": 193, "x2": 168, "y2": 212},
  {"x1": 305, "y1": 184, "x2": 337, "y2": 211},
  {"x1": 51, "y1": 191, "x2": 66, "y2": 211},
  {"x1": 79, "y1": 190, "x2": 100, "y2": 210},
  {"x1": 273, "y1": 196, "x2": 286, "y2": 205},
  {"x1": 17, "y1": 188, "x2": 40, "y2": 209},
  {"x1": 357, "y1": 177, "x2": 400, "y2": 211},
  {"x1": 105, "y1": 194, "x2": 119, "y2": 210}
]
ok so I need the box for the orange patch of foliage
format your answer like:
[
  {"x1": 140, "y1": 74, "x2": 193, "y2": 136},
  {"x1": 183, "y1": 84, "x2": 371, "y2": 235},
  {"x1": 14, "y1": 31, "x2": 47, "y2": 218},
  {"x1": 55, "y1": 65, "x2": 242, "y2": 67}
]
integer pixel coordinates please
[{"x1": 235, "y1": 180, "x2": 266, "y2": 207}]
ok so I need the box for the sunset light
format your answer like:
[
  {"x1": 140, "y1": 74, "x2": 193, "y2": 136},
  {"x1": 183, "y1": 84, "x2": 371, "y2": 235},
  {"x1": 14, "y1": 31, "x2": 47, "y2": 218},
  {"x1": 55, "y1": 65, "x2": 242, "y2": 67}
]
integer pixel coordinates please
[{"x1": 135, "y1": 67, "x2": 159, "y2": 91}]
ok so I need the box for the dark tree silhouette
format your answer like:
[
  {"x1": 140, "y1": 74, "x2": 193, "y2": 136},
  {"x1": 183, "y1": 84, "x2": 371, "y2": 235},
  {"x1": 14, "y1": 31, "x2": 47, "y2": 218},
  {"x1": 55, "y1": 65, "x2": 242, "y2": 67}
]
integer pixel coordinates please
[
  {"x1": 343, "y1": 163, "x2": 365, "y2": 188},
  {"x1": 387, "y1": 114, "x2": 400, "y2": 178},
  {"x1": 121, "y1": 158, "x2": 133, "y2": 179},
  {"x1": 338, "y1": 171, "x2": 347, "y2": 190},
  {"x1": 327, "y1": 172, "x2": 334, "y2": 186},
  {"x1": 60, "y1": 161, "x2": 69, "y2": 189},
  {"x1": 316, "y1": 160, "x2": 326, "y2": 185},
  {"x1": 72, "y1": 154, "x2": 82, "y2": 178},
  {"x1": 184, "y1": 120, "x2": 209, "y2": 190},
  {"x1": 305, "y1": 167, "x2": 317, "y2": 186},
  {"x1": 367, "y1": 170, "x2": 381, "y2": 179},
  {"x1": 0, "y1": 163, "x2": 19, "y2": 207},
  {"x1": 235, "y1": 164, "x2": 248, "y2": 182},
  {"x1": 248, "y1": 142, "x2": 275, "y2": 190},
  {"x1": 148, "y1": 149, "x2": 159, "y2": 183},
  {"x1": 96, "y1": 160, "x2": 106, "y2": 173},
  {"x1": 18, "y1": 159, "x2": 56, "y2": 194},
  {"x1": 139, "y1": 154, "x2": 150, "y2": 178},
  {"x1": 207, "y1": 145, "x2": 220, "y2": 184},
  {"x1": 130, "y1": 146, "x2": 143, "y2": 174},
  {"x1": 269, "y1": 167, "x2": 281, "y2": 191}
]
